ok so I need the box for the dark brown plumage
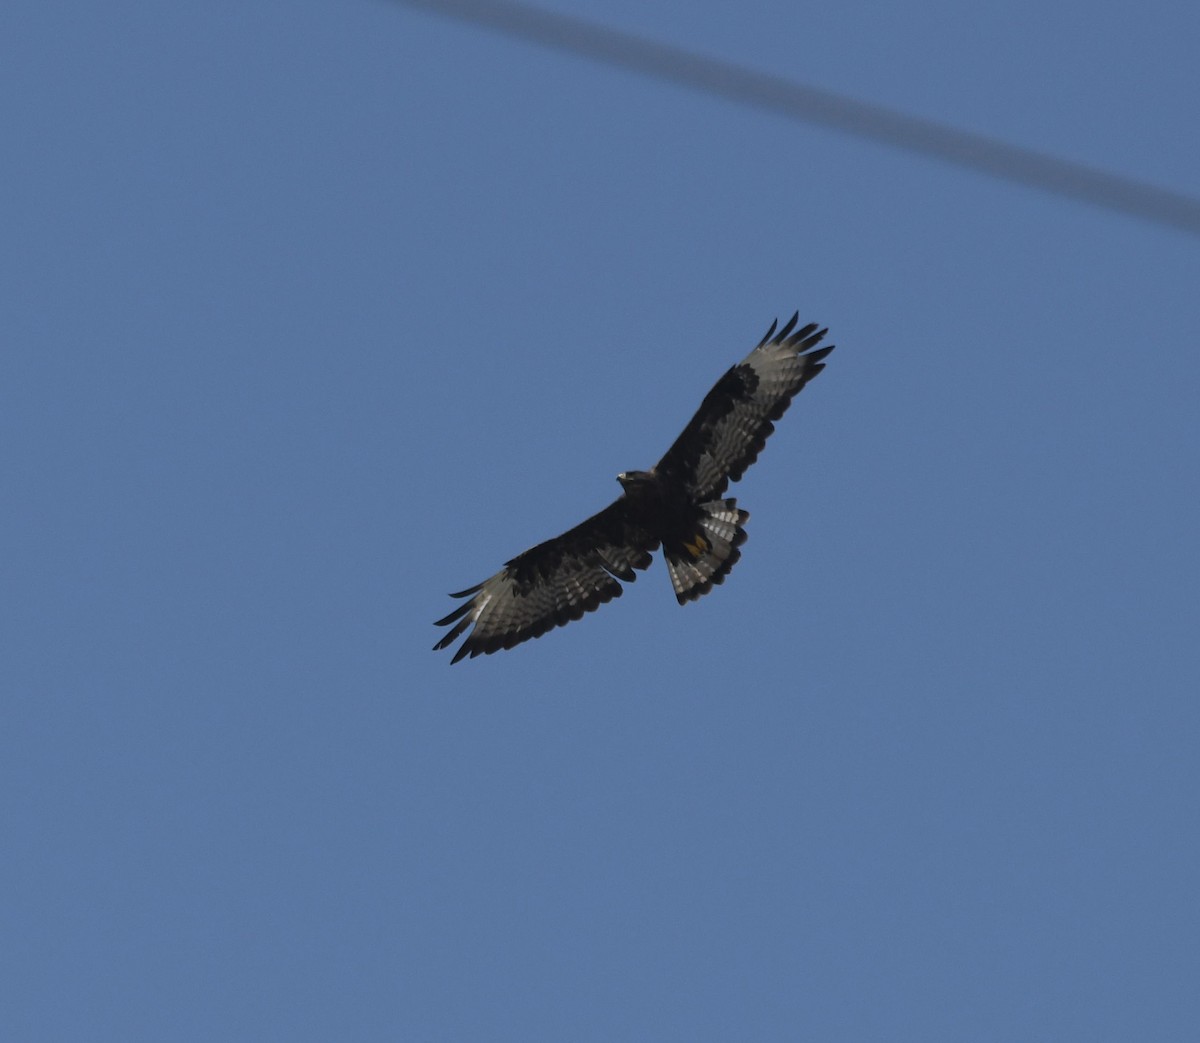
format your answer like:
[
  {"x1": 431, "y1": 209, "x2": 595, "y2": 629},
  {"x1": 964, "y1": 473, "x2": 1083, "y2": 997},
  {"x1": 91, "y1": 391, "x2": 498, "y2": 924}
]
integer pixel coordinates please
[{"x1": 434, "y1": 313, "x2": 833, "y2": 663}]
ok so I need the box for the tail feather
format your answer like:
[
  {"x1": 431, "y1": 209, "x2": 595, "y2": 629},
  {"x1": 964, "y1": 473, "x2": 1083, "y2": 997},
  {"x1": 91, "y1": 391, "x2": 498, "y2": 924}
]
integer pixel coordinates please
[{"x1": 664, "y1": 499, "x2": 750, "y2": 604}]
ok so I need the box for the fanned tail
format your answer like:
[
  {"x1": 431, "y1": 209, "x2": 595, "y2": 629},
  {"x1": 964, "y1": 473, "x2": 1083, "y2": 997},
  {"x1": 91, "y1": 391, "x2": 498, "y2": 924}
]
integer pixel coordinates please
[{"x1": 663, "y1": 499, "x2": 750, "y2": 604}]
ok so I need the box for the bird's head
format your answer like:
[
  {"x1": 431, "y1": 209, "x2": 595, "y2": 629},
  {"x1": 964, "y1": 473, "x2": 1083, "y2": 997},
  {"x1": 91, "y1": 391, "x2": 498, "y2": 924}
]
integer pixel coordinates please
[{"x1": 617, "y1": 469, "x2": 653, "y2": 491}]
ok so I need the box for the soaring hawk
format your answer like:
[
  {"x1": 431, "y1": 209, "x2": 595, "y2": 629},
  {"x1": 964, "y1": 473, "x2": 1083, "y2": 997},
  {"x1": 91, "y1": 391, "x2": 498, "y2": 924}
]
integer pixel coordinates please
[{"x1": 434, "y1": 313, "x2": 834, "y2": 663}]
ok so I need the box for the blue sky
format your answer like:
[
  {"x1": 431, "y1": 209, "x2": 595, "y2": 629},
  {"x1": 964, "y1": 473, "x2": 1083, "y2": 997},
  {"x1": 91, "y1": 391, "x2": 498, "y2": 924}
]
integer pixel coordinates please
[{"x1": 4, "y1": 0, "x2": 1199, "y2": 1038}]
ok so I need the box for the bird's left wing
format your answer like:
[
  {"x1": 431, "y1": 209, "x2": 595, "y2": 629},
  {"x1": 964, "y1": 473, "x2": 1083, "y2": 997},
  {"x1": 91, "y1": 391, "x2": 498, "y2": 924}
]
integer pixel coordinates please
[
  {"x1": 433, "y1": 499, "x2": 657, "y2": 663},
  {"x1": 655, "y1": 314, "x2": 833, "y2": 500}
]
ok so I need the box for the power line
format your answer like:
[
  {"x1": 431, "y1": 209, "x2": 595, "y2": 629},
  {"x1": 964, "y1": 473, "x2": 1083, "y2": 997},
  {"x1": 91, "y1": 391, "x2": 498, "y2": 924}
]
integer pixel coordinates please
[{"x1": 392, "y1": 0, "x2": 1200, "y2": 239}]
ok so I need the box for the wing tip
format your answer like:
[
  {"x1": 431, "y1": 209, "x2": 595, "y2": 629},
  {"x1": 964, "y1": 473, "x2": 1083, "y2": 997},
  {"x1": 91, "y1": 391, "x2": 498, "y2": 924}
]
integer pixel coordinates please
[{"x1": 757, "y1": 317, "x2": 779, "y2": 347}]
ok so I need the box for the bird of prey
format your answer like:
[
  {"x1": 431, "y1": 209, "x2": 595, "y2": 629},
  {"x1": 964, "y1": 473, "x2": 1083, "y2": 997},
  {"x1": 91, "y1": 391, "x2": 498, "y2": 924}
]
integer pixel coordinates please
[{"x1": 434, "y1": 313, "x2": 834, "y2": 663}]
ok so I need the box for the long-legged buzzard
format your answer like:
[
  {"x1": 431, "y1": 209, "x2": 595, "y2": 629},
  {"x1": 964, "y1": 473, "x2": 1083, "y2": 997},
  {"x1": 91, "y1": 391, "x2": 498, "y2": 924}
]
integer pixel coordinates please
[{"x1": 434, "y1": 313, "x2": 834, "y2": 663}]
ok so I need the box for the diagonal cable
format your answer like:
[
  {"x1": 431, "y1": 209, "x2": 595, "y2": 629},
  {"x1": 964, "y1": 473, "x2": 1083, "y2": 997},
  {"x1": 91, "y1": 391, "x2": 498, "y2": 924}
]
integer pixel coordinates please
[{"x1": 392, "y1": 0, "x2": 1200, "y2": 238}]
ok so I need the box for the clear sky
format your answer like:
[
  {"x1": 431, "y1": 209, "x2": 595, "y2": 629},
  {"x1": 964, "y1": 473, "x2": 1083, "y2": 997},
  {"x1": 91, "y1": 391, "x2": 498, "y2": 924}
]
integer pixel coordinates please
[{"x1": 4, "y1": 0, "x2": 1199, "y2": 1038}]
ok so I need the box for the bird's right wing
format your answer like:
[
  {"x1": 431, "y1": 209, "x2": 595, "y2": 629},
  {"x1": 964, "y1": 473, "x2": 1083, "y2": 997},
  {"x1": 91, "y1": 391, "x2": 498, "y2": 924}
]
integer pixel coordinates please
[{"x1": 433, "y1": 499, "x2": 657, "y2": 663}]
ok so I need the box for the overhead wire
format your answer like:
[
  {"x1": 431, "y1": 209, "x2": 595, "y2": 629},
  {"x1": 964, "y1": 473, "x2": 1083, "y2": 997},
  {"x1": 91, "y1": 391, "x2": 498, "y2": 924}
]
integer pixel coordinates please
[{"x1": 391, "y1": 0, "x2": 1200, "y2": 239}]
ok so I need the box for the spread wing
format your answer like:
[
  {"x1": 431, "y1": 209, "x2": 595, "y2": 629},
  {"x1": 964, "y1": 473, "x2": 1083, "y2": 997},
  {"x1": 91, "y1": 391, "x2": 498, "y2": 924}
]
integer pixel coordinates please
[
  {"x1": 433, "y1": 499, "x2": 657, "y2": 663},
  {"x1": 655, "y1": 314, "x2": 834, "y2": 500}
]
